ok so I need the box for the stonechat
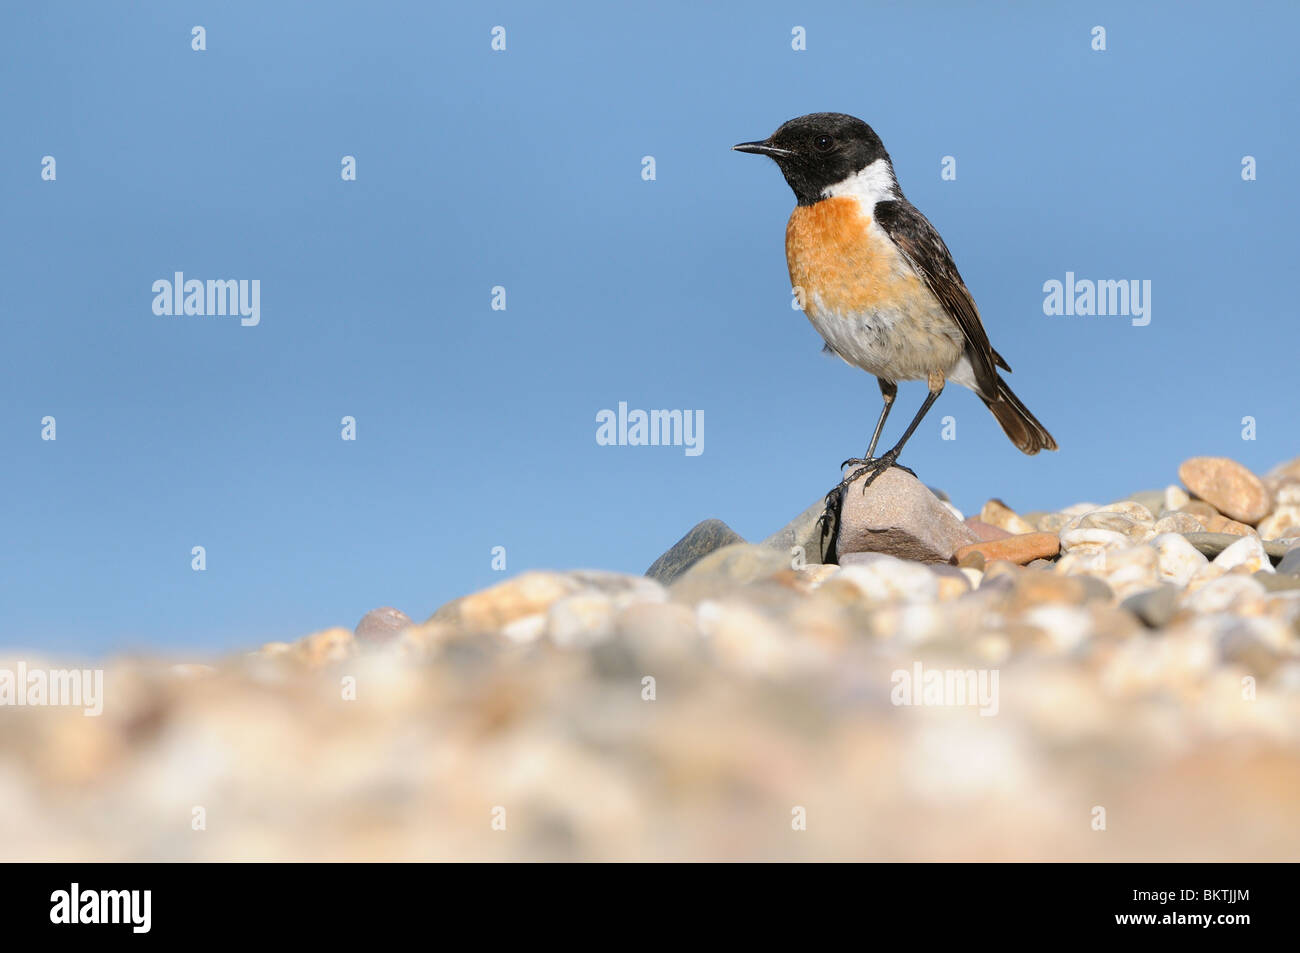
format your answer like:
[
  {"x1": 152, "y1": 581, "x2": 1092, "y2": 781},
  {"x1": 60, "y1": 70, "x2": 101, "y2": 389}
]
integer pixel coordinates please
[{"x1": 734, "y1": 112, "x2": 1057, "y2": 489}]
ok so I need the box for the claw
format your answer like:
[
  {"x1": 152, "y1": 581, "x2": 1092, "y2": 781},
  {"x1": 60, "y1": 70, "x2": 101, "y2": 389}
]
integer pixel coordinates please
[{"x1": 839, "y1": 450, "x2": 914, "y2": 492}]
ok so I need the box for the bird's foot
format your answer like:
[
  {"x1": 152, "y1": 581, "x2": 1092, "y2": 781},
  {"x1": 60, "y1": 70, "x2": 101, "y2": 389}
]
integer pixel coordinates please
[{"x1": 839, "y1": 450, "x2": 914, "y2": 492}]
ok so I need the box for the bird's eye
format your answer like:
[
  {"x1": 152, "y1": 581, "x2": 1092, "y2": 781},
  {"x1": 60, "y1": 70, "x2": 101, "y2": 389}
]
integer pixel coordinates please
[{"x1": 814, "y1": 135, "x2": 834, "y2": 152}]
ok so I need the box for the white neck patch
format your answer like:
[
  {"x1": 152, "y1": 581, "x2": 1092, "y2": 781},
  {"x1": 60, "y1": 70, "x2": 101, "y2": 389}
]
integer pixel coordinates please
[{"x1": 821, "y1": 158, "x2": 899, "y2": 204}]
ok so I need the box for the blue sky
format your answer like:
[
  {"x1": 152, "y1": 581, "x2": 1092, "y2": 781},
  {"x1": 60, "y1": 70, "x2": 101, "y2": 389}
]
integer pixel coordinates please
[{"x1": 2, "y1": 1, "x2": 1296, "y2": 655}]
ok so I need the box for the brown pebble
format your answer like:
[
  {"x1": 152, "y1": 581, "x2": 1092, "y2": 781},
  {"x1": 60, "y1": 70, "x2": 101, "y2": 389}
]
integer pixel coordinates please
[
  {"x1": 1179, "y1": 456, "x2": 1271, "y2": 524},
  {"x1": 952, "y1": 532, "x2": 1061, "y2": 567}
]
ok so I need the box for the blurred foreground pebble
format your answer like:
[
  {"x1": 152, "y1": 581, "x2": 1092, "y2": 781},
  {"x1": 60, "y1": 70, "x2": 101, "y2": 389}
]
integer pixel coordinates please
[{"x1": 3, "y1": 454, "x2": 1300, "y2": 860}]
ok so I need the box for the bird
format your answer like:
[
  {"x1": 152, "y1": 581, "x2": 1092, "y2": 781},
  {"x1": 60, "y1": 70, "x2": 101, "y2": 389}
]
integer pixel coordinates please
[{"x1": 734, "y1": 112, "x2": 1057, "y2": 493}]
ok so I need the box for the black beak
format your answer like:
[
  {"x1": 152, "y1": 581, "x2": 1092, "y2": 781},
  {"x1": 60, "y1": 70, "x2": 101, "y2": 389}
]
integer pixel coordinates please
[{"x1": 732, "y1": 139, "x2": 791, "y2": 158}]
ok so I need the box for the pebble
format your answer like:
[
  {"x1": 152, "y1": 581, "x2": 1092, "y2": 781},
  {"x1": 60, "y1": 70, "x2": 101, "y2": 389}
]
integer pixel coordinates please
[
  {"x1": 964, "y1": 517, "x2": 1013, "y2": 542},
  {"x1": 826, "y1": 553, "x2": 939, "y2": 604},
  {"x1": 979, "y1": 498, "x2": 1037, "y2": 535},
  {"x1": 1153, "y1": 512, "x2": 1204, "y2": 535},
  {"x1": 293, "y1": 628, "x2": 357, "y2": 668},
  {"x1": 547, "y1": 592, "x2": 617, "y2": 647},
  {"x1": 836, "y1": 467, "x2": 977, "y2": 563},
  {"x1": 668, "y1": 543, "x2": 791, "y2": 604},
  {"x1": 1178, "y1": 456, "x2": 1272, "y2": 524},
  {"x1": 1278, "y1": 549, "x2": 1300, "y2": 575},
  {"x1": 761, "y1": 497, "x2": 834, "y2": 566},
  {"x1": 1120, "y1": 584, "x2": 1180, "y2": 629},
  {"x1": 1163, "y1": 485, "x2": 1192, "y2": 511},
  {"x1": 1257, "y1": 506, "x2": 1300, "y2": 541},
  {"x1": 1059, "y1": 527, "x2": 1130, "y2": 553},
  {"x1": 21, "y1": 455, "x2": 1300, "y2": 863},
  {"x1": 952, "y1": 532, "x2": 1060, "y2": 566},
  {"x1": 354, "y1": 607, "x2": 413, "y2": 646},
  {"x1": 646, "y1": 518, "x2": 746, "y2": 584},
  {"x1": 1100, "y1": 544, "x2": 1160, "y2": 599},
  {"x1": 1212, "y1": 534, "x2": 1274, "y2": 574},
  {"x1": 1150, "y1": 532, "x2": 1209, "y2": 586}
]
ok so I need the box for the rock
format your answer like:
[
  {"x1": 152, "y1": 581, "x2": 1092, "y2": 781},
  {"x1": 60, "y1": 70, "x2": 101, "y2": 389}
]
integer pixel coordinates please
[
  {"x1": 835, "y1": 468, "x2": 977, "y2": 564},
  {"x1": 293, "y1": 628, "x2": 357, "y2": 668},
  {"x1": 1254, "y1": 571, "x2": 1300, "y2": 593},
  {"x1": 1182, "y1": 574, "x2": 1268, "y2": 614},
  {"x1": 431, "y1": 570, "x2": 662, "y2": 639},
  {"x1": 1219, "y1": 622, "x2": 1283, "y2": 677},
  {"x1": 1183, "y1": 532, "x2": 1289, "y2": 562},
  {"x1": 979, "y1": 498, "x2": 1038, "y2": 535},
  {"x1": 432, "y1": 571, "x2": 575, "y2": 633},
  {"x1": 646, "y1": 518, "x2": 745, "y2": 584},
  {"x1": 1279, "y1": 549, "x2": 1300, "y2": 575},
  {"x1": 1153, "y1": 512, "x2": 1204, "y2": 535},
  {"x1": 928, "y1": 564, "x2": 972, "y2": 600},
  {"x1": 952, "y1": 532, "x2": 1060, "y2": 567},
  {"x1": 1267, "y1": 455, "x2": 1300, "y2": 483},
  {"x1": 1060, "y1": 527, "x2": 1130, "y2": 553},
  {"x1": 1178, "y1": 456, "x2": 1271, "y2": 524},
  {"x1": 825, "y1": 553, "x2": 939, "y2": 604},
  {"x1": 761, "y1": 497, "x2": 834, "y2": 566},
  {"x1": 964, "y1": 518, "x2": 1013, "y2": 543},
  {"x1": 1035, "y1": 512, "x2": 1070, "y2": 533},
  {"x1": 1054, "y1": 548, "x2": 1106, "y2": 576},
  {"x1": 1267, "y1": 480, "x2": 1300, "y2": 506},
  {"x1": 1212, "y1": 534, "x2": 1273, "y2": 574},
  {"x1": 547, "y1": 592, "x2": 617, "y2": 647},
  {"x1": 1200, "y1": 513, "x2": 1257, "y2": 536},
  {"x1": 1182, "y1": 532, "x2": 1250, "y2": 561},
  {"x1": 1120, "y1": 584, "x2": 1180, "y2": 629},
  {"x1": 1074, "y1": 511, "x2": 1155, "y2": 544},
  {"x1": 1126, "y1": 489, "x2": 1166, "y2": 517},
  {"x1": 1163, "y1": 485, "x2": 1191, "y2": 511},
  {"x1": 668, "y1": 542, "x2": 791, "y2": 604},
  {"x1": 613, "y1": 601, "x2": 700, "y2": 669},
  {"x1": 1091, "y1": 501, "x2": 1156, "y2": 524},
  {"x1": 1257, "y1": 506, "x2": 1300, "y2": 541},
  {"x1": 1178, "y1": 500, "x2": 1222, "y2": 522},
  {"x1": 1101, "y1": 545, "x2": 1160, "y2": 599},
  {"x1": 1151, "y1": 533, "x2": 1210, "y2": 586},
  {"x1": 1003, "y1": 571, "x2": 1094, "y2": 610},
  {"x1": 354, "y1": 607, "x2": 413, "y2": 646}
]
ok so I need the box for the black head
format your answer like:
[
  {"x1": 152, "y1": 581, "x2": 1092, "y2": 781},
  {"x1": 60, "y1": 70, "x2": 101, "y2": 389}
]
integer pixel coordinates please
[{"x1": 733, "y1": 113, "x2": 892, "y2": 206}]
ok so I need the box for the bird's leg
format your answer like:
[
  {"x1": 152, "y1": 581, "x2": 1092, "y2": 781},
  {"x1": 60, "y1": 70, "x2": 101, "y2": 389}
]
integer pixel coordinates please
[
  {"x1": 839, "y1": 378, "x2": 897, "y2": 472},
  {"x1": 843, "y1": 372, "x2": 946, "y2": 491}
]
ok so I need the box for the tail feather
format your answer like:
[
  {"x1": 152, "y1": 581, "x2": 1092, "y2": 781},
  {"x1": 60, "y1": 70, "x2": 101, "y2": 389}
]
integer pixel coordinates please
[{"x1": 982, "y1": 375, "x2": 1058, "y2": 455}]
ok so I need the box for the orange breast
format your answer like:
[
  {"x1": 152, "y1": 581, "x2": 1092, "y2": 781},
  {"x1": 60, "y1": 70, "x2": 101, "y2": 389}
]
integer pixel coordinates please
[{"x1": 785, "y1": 197, "x2": 925, "y2": 317}]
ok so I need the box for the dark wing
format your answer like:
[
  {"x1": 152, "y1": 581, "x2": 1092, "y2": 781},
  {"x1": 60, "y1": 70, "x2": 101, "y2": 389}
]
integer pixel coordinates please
[{"x1": 873, "y1": 199, "x2": 1009, "y2": 395}]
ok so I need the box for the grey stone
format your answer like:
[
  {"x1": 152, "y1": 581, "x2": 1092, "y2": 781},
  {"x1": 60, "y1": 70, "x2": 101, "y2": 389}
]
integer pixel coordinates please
[
  {"x1": 761, "y1": 497, "x2": 834, "y2": 565},
  {"x1": 1183, "y1": 532, "x2": 1290, "y2": 563},
  {"x1": 1079, "y1": 576, "x2": 1115, "y2": 604},
  {"x1": 646, "y1": 518, "x2": 745, "y2": 585},
  {"x1": 835, "y1": 467, "x2": 977, "y2": 564},
  {"x1": 1120, "y1": 584, "x2": 1179, "y2": 629},
  {"x1": 1254, "y1": 570, "x2": 1300, "y2": 593},
  {"x1": 1278, "y1": 548, "x2": 1300, "y2": 575}
]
